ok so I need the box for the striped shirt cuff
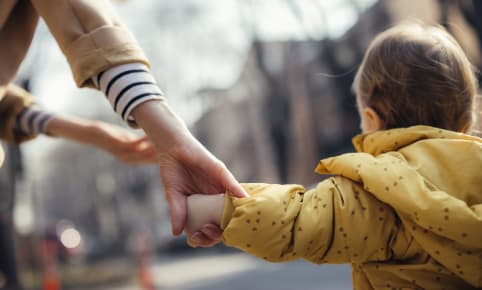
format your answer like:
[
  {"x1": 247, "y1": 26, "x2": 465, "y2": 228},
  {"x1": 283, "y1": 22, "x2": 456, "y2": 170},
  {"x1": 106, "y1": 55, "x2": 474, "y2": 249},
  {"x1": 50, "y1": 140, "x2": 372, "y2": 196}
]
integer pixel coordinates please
[
  {"x1": 94, "y1": 63, "x2": 165, "y2": 127},
  {"x1": 15, "y1": 105, "x2": 54, "y2": 137}
]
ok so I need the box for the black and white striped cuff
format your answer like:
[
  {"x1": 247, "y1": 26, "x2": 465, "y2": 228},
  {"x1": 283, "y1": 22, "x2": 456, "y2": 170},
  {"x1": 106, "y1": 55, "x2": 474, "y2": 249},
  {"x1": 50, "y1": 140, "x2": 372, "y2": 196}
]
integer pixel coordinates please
[
  {"x1": 94, "y1": 63, "x2": 164, "y2": 127},
  {"x1": 15, "y1": 105, "x2": 54, "y2": 136}
]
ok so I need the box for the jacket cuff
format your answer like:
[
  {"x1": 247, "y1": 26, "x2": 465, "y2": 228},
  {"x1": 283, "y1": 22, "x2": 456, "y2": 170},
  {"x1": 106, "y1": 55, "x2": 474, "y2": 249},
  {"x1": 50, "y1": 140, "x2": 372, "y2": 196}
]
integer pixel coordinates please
[
  {"x1": 65, "y1": 25, "x2": 150, "y2": 88},
  {"x1": 93, "y1": 63, "x2": 164, "y2": 128},
  {"x1": 220, "y1": 194, "x2": 235, "y2": 231},
  {"x1": 15, "y1": 105, "x2": 55, "y2": 137}
]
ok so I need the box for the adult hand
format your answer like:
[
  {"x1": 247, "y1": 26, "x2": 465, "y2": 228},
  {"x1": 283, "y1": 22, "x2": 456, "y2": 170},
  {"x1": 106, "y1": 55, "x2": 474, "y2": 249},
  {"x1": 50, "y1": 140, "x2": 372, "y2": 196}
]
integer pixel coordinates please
[
  {"x1": 132, "y1": 100, "x2": 248, "y2": 236},
  {"x1": 46, "y1": 116, "x2": 158, "y2": 165},
  {"x1": 89, "y1": 121, "x2": 157, "y2": 164}
]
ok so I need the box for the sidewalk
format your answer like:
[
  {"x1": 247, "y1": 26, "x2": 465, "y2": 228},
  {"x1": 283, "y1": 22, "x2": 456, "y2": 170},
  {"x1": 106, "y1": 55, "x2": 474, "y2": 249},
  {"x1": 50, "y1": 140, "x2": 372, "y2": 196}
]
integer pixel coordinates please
[
  {"x1": 153, "y1": 250, "x2": 352, "y2": 290},
  {"x1": 96, "y1": 250, "x2": 353, "y2": 290}
]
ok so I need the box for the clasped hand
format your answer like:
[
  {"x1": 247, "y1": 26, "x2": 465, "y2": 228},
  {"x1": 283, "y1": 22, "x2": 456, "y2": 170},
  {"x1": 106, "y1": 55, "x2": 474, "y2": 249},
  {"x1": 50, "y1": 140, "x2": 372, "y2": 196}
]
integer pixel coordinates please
[{"x1": 131, "y1": 100, "x2": 248, "y2": 248}]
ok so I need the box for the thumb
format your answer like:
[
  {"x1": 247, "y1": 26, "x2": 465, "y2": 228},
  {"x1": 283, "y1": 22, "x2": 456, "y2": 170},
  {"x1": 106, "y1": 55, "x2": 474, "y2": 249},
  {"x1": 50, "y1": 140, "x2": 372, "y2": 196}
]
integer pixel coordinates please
[
  {"x1": 128, "y1": 135, "x2": 151, "y2": 147},
  {"x1": 166, "y1": 189, "x2": 187, "y2": 236},
  {"x1": 134, "y1": 135, "x2": 151, "y2": 143}
]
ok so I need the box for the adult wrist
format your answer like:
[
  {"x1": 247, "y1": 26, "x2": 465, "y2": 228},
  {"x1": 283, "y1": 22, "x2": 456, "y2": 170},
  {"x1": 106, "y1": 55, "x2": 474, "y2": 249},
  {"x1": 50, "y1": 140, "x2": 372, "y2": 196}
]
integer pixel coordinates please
[{"x1": 130, "y1": 100, "x2": 190, "y2": 150}]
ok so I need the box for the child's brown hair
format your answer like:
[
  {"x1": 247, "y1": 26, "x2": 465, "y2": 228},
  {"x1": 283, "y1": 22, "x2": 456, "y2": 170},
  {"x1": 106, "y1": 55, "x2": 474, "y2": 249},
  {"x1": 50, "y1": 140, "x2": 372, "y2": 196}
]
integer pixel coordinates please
[{"x1": 353, "y1": 23, "x2": 478, "y2": 133}]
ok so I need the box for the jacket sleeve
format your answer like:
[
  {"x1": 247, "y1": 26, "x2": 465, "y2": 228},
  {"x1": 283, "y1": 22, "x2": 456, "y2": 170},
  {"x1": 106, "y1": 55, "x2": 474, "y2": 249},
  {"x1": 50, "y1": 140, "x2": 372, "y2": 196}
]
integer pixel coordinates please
[
  {"x1": 30, "y1": 0, "x2": 149, "y2": 88},
  {"x1": 0, "y1": 84, "x2": 36, "y2": 143},
  {"x1": 221, "y1": 178, "x2": 401, "y2": 264}
]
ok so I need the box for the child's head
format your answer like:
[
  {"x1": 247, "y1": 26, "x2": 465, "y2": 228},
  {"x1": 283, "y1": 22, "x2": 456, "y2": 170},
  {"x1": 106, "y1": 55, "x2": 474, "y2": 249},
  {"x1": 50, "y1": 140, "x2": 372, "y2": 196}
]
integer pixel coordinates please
[{"x1": 353, "y1": 23, "x2": 478, "y2": 133}]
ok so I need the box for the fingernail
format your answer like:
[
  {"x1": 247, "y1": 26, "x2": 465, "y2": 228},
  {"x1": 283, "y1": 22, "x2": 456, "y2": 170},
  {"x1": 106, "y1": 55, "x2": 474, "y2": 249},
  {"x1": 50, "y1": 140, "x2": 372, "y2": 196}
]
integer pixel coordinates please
[
  {"x1": 191, "y1": 236, "x2": 201, "y2": 244},
  {"x1": 191, "y1": 235, "x2": 201, "y2": 244}
]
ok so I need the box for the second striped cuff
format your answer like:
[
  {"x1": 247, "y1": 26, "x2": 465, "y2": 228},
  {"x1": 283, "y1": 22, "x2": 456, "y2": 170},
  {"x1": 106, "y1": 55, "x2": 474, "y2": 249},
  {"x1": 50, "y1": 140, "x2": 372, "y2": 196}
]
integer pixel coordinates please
[{"x1": 15, "y1": 105, "x2": 54, "y2": 136}]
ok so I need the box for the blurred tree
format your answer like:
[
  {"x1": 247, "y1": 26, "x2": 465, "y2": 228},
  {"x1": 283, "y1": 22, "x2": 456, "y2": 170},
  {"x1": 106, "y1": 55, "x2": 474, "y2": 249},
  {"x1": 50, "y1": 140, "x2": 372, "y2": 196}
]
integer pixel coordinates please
[
  {"x1": 0, "y1": 144, "x2": 22, "y2": 289},
  {"x1": 196, "y1": 0, "x2": 387, "y2": 184},
  {"x1": 457, "y1": 0, "x2": 482, "y2": 81}
]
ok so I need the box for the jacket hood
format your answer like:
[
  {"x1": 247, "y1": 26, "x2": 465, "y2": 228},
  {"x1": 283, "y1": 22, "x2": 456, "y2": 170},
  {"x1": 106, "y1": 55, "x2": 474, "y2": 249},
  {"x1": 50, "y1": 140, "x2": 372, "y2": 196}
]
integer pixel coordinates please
[{"x1": 351, "y1": 125, "x2": 482, "y2": 155}]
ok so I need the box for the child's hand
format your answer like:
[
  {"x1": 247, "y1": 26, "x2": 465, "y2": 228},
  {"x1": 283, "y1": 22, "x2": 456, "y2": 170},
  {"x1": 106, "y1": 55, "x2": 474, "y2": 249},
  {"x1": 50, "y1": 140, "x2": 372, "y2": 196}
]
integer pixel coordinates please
[
  {"x1": 89, "y1": 121, "x2": 158, "y2": 164},
  {"x1": 185, "y1": 194, "x2": 225, "y2": 247},
  {"x1": 188, "y1": 224, "x2": 223, "y2": 248}
]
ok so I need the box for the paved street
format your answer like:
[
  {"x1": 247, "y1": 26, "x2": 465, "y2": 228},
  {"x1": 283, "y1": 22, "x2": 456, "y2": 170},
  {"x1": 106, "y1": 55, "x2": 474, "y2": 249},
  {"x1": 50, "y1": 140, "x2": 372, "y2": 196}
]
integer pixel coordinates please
[
  {"x1": 150, "y1": 250, "x2": 352, "y2": 290},
  {"x1": 98, "y1": 247, "x2": 353, "y2": 290}
]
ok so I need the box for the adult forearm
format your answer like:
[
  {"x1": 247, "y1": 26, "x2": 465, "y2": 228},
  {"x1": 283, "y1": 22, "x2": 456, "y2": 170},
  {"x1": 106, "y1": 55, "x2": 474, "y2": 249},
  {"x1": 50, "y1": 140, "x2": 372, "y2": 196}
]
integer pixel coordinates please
[{"x1": 44, "y1": 115, "x2": 96, "y2": 144}]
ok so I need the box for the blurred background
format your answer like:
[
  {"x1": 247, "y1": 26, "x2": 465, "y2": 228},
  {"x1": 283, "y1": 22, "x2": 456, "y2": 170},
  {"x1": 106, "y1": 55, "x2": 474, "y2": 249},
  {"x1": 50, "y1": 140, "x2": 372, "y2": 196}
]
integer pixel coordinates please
[{"x1": 1, "y1": 0, "x2": 481, "y2": 289}]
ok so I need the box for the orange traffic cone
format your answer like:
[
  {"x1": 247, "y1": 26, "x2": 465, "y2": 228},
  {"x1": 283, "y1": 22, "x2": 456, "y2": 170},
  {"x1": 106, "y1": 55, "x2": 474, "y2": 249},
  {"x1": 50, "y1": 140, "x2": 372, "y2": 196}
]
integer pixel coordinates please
[
  {"x1": 42, "y1": 271, "x2": 60, "y2": 290},
  {"x1": 138, "y1": 258, "x2": 155, "y2": 290},
  {"x1": 40, "y1": 239, "x2": 61, "y2": 290},
  {"x1": 136, "y1": 230, "x2": 155, "y2": 290}
]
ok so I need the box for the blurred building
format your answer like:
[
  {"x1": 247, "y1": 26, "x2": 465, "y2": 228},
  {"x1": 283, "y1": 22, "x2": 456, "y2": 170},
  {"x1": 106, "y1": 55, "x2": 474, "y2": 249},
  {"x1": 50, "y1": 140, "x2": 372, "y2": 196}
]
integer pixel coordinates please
[{"x1": 194, "y1": 0, "x2": 482, "y2": 185}]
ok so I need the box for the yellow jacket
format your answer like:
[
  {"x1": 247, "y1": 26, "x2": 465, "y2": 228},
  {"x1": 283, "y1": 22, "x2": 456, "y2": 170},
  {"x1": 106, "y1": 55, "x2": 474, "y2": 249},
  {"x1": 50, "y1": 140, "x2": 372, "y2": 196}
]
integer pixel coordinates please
[
  {"x1": 0, "y1": 0, "x2": 148, "y2": 144},
  {"x1": 221, "y1": 126, "x2": 482, "y2": 290}
]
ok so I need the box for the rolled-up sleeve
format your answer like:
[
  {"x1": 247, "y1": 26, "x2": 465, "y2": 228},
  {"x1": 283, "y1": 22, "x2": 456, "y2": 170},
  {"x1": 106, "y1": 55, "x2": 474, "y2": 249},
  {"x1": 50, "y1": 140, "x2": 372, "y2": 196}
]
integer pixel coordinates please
[
  {"x1": 31, "y1": 0, "x2": 149, "y2": 87},
  {"x1": 0, "y1": 84, "x2": 36, "y2": 143}
]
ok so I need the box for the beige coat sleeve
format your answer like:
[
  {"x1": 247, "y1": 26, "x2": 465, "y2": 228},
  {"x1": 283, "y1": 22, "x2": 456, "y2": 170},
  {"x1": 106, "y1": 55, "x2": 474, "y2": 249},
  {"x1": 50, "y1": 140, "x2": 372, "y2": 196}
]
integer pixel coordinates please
[
  {"x1": 30, "y1": 0, "x2": 149, "y2": 87},
  {"x1": 0, "y1": 1, "x2": 39, "y2": 87},
  {"x1": 0, "y1": 84, "x2": 36, "y2": 143},
  {"x1": 221, "y1": 178, "x2": 401, "y2": 264}
]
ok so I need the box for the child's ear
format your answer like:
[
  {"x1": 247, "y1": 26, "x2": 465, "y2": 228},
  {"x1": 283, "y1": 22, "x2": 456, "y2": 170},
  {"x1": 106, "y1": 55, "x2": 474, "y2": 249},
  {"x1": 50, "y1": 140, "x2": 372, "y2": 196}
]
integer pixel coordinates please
[{"x1": 363, "y1": 107, "x2": 382, "y2": 133}]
